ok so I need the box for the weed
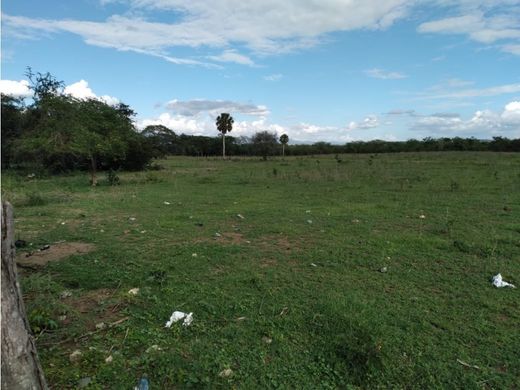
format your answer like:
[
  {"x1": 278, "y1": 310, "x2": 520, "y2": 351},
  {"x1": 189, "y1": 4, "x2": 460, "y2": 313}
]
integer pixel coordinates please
[{"x1": 106, "y1": 169, "x2": 120, "y2": 186}]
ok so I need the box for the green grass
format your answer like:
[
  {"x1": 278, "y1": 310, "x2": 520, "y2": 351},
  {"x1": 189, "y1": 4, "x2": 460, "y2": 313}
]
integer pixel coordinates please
[{"x1": 2, "y1": 152, "x2": 520, "y2": 389}]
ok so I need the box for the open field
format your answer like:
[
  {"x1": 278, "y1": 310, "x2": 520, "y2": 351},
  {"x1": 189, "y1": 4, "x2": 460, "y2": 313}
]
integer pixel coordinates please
[{"x1": 2, "y1": 152, "x2": 520, "y2": 389}]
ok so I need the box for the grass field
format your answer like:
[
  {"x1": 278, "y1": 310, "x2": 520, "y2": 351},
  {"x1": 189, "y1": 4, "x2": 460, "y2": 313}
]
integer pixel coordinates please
[{"x1": 2, "y1": 152, "x2": 520, "y2": 389}]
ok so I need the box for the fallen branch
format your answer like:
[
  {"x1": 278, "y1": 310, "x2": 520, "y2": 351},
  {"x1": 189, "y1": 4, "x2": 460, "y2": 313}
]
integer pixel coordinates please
[{"x1": 457, "y1": 359, "x2": 480, "y2": 370}]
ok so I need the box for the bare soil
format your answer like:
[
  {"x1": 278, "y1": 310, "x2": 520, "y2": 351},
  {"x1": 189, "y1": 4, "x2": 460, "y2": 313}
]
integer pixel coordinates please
[{"x1": 16, "y1": 242, "x2": 95, "y2": 268}]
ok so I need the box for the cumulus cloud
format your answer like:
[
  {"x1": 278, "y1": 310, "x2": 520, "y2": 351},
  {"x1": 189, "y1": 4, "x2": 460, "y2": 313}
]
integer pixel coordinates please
[
  {"x1": 165, "y1": 99, "x2": 269, "y2": 117},
  {"x1": 348, "y1": 115, "x2": 380, "y2": 130},
  {"x1": 64, "y1": 80, "x2": 119, "y2": 105},
  {"x1": 0, "y1": 79, "x2": 32, "y2": 98},
  {"x1": 364, "y1": 68, "x2": 407, "y2": 80},
  {"x1": 411, "y1": 100, "x2": 520, "y2": 136}
]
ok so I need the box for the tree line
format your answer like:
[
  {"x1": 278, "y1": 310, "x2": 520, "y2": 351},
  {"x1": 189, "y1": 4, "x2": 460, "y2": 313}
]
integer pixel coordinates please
[{"x1": 2, "y1": 70, "x2": 519, "y2": 180}]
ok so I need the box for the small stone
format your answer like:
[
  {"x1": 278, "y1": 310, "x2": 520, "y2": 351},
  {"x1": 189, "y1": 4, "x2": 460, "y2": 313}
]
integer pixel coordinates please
[
  {"x1": 146, "y1": 345, "x2": 163, "y2": 353},
  {"x1": 128, "y1": 288, "x2": 140, "y2": 295},
  {"x1": 219, "y1": 368, "x2": 233, "y2": 378},
  {"x1": 100, "y1": 229, "x2": 105, "y2": 233},
  {"x1": 192, "y1": 253, "x2": 198, "y2": 257},
  {"x1": 61, "y1": 222, "x2": 66, "y2": 225},
  {"x1": 307, "y1": 220, "x2": 313, "y2": 224},
  {"x1": 129, "y1": 217, "x2": 136, "y2": 221},
  {"x1": 262, "y1": 336, "x2": 273, "y2": 344},
  {"x1": 77, "y1": 377, "x2": 92, "y2": 388},
  {"x1": 59, "y1": 290, "x2": 72, "y2": 299},
  {"x1": 419, "y1": 214, "x2": 426, "y2": 219},
  {"x1": 69, "y1": 350, "x2": 83, "y2": 363},
  {"x1": 105, "y1": 355, "x2": 113, "y2": 363},
  {"x1": 380, "y1": 267, "x2": 388, "y2": 273},
  {"x1": 305, "y1": 210, "x2": 311, "y2": 213},
  {"x1": 352, "y1": 219, "x2": 360, "y2": 223},
  {"x1": 95, "y1": 322, "x2": 107, "y2": 330}
]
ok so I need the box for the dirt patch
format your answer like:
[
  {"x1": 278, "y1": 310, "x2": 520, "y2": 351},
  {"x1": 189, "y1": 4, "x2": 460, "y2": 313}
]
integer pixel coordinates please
[
  {"x1": 258, "y1": 235, "x2": 303, "y2": 252},
  {"x1": 17, "y1": 242, "x2": 95, "y2": 268},
  {"x1": 64, "y1": 288, "x2": 123, "y2": 329},
  {"x1": 260, "y1": 258, "x2": 278, "y2": 268}
]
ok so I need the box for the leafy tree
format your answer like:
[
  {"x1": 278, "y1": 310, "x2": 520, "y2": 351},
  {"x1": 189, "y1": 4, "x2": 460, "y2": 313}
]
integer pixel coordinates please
[
  {"x1": 252, "y1": 131, "x2": 278, "y2": 160},
  {"x1": 1, "y1": 94, "x2": 24, "y2": 168},
  {"x1": 141, "y1": 125, "x2": 178, "y2": 157},
  {"x1": 216, "y1": 113, "x2": 234, "y2": 158},
  {"x1": 279, "y1": 134, "x2": 289, "y2": 157}
]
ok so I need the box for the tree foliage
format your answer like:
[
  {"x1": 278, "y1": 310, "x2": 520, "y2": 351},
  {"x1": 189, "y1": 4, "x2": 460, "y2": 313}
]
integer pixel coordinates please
[
  {"x1": 216, "y1": 113, "x2": 234, "y2": 157},
  {"x1": 252, "y1": 131, "x2": 278, "y2": 159}
]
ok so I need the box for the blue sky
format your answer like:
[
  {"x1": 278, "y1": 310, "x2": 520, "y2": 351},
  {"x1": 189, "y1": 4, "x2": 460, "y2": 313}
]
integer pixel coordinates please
[{"x1": 2, "y1": 0, "x2": 520, "y2": 143}]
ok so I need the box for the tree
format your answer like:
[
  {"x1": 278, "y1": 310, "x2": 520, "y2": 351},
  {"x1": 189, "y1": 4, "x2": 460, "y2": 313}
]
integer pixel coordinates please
[
  {"x1": 252, "y1": 131, "x2": 278, "y2": 160},
  {"x1": 141, "y1": 125, "x2": 177, "y2": 157},
  {"x1": 279, "y1": 134, "x2": 289, "y2": 157},
  {"x1": 1, "y1": 94, "x2": 24, "y2": 168},
  {"x1": 216, "y1": 113, "x2": 234, "y2": 158}
]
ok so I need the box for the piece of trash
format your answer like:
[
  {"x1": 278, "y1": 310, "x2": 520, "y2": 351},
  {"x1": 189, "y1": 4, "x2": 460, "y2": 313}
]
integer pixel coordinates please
[
  {"x1": 59, "y1": 290, "x2": 72, "y2": 299},
  {"x1": 140, "y1": 230, "x2": 146, "y2": 234},
  {"x1": 40, "y1": 244, "x2": 51, "y2": 251},
  {"x1": 128, "y1": 288, "x2": 140, "y2": 295},
  {"x1": 165, "y1": 311, "x2": 193, "y2": 327},
  {"x1": 457, "y1": 358, "x2": 480, "y2": 370},
  {"x1": 305, "y1": 210, "x2": 311, "y2": 213},
  {"x1": 27, "y1": 173, "x2": 36, "y2": 179},
  {"x1": 236, "y1": 316, "x2": 247, "y2": 321},
  {"x1": 219, "y1": 368, "x2": 233, "y2": 378},
  {"x1": 310, "y1": 263, "x2": 317, "y2": 267},
  {"x1": 262, "y1": 336, "x2": 273, "y2": 344},
  {"x1": 146, "y1": 345, "x2": 163, "y2": 353},
  {"x1": 61, "y1": 222, "x2": 66, "y2": 225},
  {"x1": 279, "y1": 306, "x2": 289, "y2": 316},
  {"x1": 95, "y1": 322, "x2": 107, "y2": 330},
  {"x1": 492, "y1": 273, "x2": 516, "y2": 288},
  {"x1": 215, "y1": 232, "x2": 222, "y2": 237},
  {"x1": 15, "y1": 239, "x2": 27, "y2": 248},
  {"x1": 134, "y1": 376, "x2": 149, "y2": 390},
  {"x1": 129, "y1": 217, "x2": 136, "y2": 221},
  {"x1": 237, "y1": 214, "x2": 245, "y2": 219},
  {"x1": 105, "y1": 355, "x2": 113, "y2": 363},
  {"x1": 164, "y1": 201, "x2": 170, "y2": 205},
  {"x1": 380, "y1": 267, "x2": 388, "y2": 273},
  {"x1": 58, "y1": 315, "x2": 67, "y2": 321},
  {"x1": 307, "y1": 219, "x2": 313, "y2": 224},
  {"x1": 352, "y1": 219, "x2": 360, "y2": 223},
  {"x1": 192, "y1": 253, "x2": 198, "y2": 257},
  {"x1": 100, "y1": 229, "x2": 105, "y2": 233},
  {"x1": 419, "y1": 214, "x2": 426, "y2": 219},
  {"x1": 69, "y1": 350, "x2": 83, "y2": 363},
  {"x1": 245, "y1": 240, "x2": 251, "y2": 244}
]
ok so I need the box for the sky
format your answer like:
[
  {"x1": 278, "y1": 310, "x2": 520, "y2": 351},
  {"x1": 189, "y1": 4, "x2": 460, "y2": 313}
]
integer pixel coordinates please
[{"x1": 1, "y1": 0, "x2": 520, "y2": 143}]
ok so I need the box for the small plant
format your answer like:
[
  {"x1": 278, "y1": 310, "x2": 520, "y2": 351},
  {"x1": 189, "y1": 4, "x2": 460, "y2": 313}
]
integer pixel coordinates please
[
  {"x1": 450, "y1": 180, "x2": 459, "y2": 192},
  {"x1": 106, "y1": 169, "x2": 120, "y2": 186},
  {"x1": 24, "y1": 192, "x2": 47, "y2": 207},
  {"x1": 272, "y1": 167, "x2": 278, "y2": 176},
  {"x1": 28, "y1": 309, "x2": 58, "y2": 334}
]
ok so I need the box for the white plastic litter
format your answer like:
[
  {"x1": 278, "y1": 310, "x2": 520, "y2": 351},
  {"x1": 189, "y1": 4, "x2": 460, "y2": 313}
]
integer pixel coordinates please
[
  {"x1": 165, "y1": 311, "x2": 193, "y2": 327},
  {"x1": 164, "y1": 201, "x2": 170, "y2": 205},
  {"x1": 128, "y1": 288, "x2": 140, "y2": 295},
  {"x1": 492, "y1": 273, "x2": 516, "y2": 288}
]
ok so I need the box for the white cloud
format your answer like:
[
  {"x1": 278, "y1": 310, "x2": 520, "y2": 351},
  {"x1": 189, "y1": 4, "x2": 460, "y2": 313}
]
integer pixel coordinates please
[
  {"x1": 3, "y1": 0, "x2": 413, "y2": 64},
  {"x1": 64, "y1": 80, "x2": 119, "y2": 105},
  {"x1": 165, "y1": 99, "x2": 269, "y2": 117},
  {"x1": 0, "y1": 79, "x2": 31, "y2": 98},
  {"x1": 348, "y1": 115, "x2": 380, "y2": 130},
  {"x1": 416, "y1": 81, "x2": 520, "y2": 100},
  {"x1": 411, "y1": 101, "x2": 520, "y2": 137},
  {"x1": 263, "y1": 74, "x2": 283, "y2": 81},
  {"x1": 364, "y1": 68, "x2": 407, "y2": 79},
  {"x1": 207, "y1": 50, "x2": 255, "y2": 66}
]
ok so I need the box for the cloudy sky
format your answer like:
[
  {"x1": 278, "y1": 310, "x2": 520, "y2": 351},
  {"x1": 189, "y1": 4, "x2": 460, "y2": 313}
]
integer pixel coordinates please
[{"x1": 2, "y1": 0, "x2": 520, "y2": 143}]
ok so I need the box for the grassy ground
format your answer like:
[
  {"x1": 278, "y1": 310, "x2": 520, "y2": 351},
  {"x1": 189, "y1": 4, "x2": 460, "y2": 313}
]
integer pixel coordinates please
[{"x1": 2, "y1": 152, "x2": 520, "y2": 389}]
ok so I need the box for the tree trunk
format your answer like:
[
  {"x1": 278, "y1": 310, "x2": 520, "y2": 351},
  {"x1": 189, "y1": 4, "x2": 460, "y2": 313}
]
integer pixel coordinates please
[
  {"x1": 222, "y1": 133, "x2": 226, "y2": 158},
  {"x1": 1, "y1": 201, "x2": 48, "y2": 390},
  {"x1": 90, "y1": 155, "x2": 97, "y2": 186},
  {"x1": 282, "y1": 144, "x2": 285, "y2": 158}
]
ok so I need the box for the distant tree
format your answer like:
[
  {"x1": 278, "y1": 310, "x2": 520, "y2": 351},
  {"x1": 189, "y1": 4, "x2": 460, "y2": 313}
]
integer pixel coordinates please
[
  {"x1": 1, "y1": 94, "x2": 24, "y2": 168},
  {"x1": 142, "y1": 124, "x2": 177, "y2": 157},
  {"x1": 216, "y1": 113, "x2": 234, "y2": 158},
  {"x1": 252, "y1": 131, "x2": 278, "y2": 160},
  {"x1": 279, "y1": 134, "x2": 289, "y2": 157}
]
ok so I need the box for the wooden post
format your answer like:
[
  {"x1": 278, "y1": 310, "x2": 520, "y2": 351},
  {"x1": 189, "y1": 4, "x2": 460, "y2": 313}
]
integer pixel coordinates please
[{"x1": 1, "y1": 201, "x2": 48, "y2": 389}]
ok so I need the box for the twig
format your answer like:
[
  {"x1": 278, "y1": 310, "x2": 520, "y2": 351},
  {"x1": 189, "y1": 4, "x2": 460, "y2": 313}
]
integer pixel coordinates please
[{"x1": 457, "y1": 359, "x2": 480, "y2": 370}]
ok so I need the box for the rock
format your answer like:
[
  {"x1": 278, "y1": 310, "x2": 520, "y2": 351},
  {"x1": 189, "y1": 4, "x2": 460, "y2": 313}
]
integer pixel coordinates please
[
  {"x1": 95, "y1": 322, "x2": 107, "y2": 330},
  {"x1": 146, "y1": 345, "x2": 163, "y2": 353},
  {"x1": 380, "y1": 267, "x2": 388, "y2": 273},
  {"x1": 262, "y1": 336, "x2": 273, "y2": 344},
  {"x1": 78, "y1": 377, "x2": 92, "y2": 388},
  {"x1": 105, "y1": 355, "x2": 113, "y2": 363},
  {"x1": 69, "y1": 350, "x2": 83, "y2": 363},
  {"x1": 219, "y1": 368, "x2": 233, "y2": 378}
]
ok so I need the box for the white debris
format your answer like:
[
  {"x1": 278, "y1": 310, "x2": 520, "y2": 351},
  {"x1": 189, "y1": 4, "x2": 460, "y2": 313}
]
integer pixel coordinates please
[
  {"x1": 165, "y1": 311, "x2": 193, "y2": 327},
  {"x1": 492, "y1": 273, "x2": 516, "y2": 288},
  {"x1": 164, "y1": 201, "x2": 171, "y2": 205},
  {"x1": 307, "y1": 220, "x2": 313, "y2": 224},
  {"x1": 237, "y1": 214, "x2": 245, "y2": 219},
  {"x1": 105, "y1": 355, "x2": 113, "y2": 363},
  {"x1": 419, "y1": 214, "x2": 426, "y2": 219},
  {"x1": 192, "y1": 253, "x2": 198, "y2": 257},
  {"x1": 129, "y1": 217, "x2": 136, "y2": 221},
  {"x1": 219, "y1": 368, "x2": 233, "y2": 378},
  {"x1": 215, "y1": 232, "x2": 222, "y2": 237},
  {"x1": 95, "y1": 322, "x2": 107, "y2": 330},
  {"x1": 310, "y1": 263, "x2": 317, "y2": 267},
  {"x1": 128, "y1": 288, "x2": 140, "y2": 295},
  {"x1": 146, "y1": 345, "x2": 163, "y2": 353},
  {"x1": 305, "y1": 210, "x2": 311, "y2": 213}
]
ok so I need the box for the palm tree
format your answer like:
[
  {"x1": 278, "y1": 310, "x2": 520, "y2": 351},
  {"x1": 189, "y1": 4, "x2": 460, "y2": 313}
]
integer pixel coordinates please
[
  {"x1": 216, "y1": 113, "x2": 234, "y2": 158},
  {"x1": 279, "y1": 134, "x2": 289, "y2": 158}
]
